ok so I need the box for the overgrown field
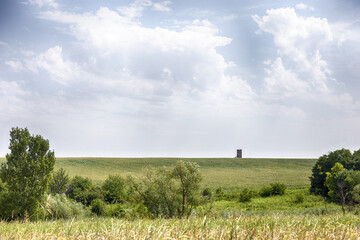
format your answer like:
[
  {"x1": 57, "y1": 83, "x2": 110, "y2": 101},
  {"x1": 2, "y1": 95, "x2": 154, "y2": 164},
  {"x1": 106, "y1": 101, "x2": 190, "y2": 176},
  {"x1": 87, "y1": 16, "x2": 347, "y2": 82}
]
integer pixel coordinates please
[
  {"x1": 1, "y1": 157, "x2": 316, "y2": 188},
  {"x1": 0, "y1": 213, "x2": 359, "y2": 239}
]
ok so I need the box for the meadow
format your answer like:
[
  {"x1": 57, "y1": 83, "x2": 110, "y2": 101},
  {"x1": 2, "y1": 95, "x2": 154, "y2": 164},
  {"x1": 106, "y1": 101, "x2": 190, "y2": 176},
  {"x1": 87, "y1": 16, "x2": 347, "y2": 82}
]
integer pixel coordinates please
[
  {"x1": 51, "y1": 157, "x2": 316, "y2": 188},
  {"x1": 1, "y1": 157, "x2": 356, "y2": 239}
]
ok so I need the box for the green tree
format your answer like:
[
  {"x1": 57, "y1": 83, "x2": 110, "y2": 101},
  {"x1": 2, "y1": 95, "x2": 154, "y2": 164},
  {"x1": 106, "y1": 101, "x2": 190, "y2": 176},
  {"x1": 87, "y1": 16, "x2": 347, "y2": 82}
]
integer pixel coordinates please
[
  {"x1": 325, "y1": 163, "x2": 360, "y2": 214},
  {"x1": 102, "y1": 175, "x2": 126, "y2": 204},
  {"x1": 66, "y1": 176, "x2": 102, "y2": 206},
  {"x1": 49, "y1": 168, "x2": 70, "y2": 195},
  {"x1": 0, "y1": 127, "x2": 55, "y2": 220},
  {"x1": 128, "y1": 161, "x2": 202, "y2": 218},
  {"x1": 127, "y1": 167, "x2": 180, "y2": 218},
  {"x1": 172, "y1": 160, "x2": 202, "y2": 218},
  {"x1": 310, "y1": 148, "x2": 352, "y2": 196}
]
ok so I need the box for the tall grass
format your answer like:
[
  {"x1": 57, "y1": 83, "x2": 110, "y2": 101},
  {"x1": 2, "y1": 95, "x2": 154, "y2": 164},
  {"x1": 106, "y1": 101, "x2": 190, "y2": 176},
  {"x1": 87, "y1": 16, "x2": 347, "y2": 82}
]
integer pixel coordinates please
[{"x1": 0, "y1": 213, "x2": 359, "y2": 239}]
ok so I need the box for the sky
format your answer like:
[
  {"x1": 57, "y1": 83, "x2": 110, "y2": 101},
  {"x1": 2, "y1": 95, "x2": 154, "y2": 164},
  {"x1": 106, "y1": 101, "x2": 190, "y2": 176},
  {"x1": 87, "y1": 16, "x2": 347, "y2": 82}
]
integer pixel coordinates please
[{"x1": 0, "y1": 0, "x2": 360, "y2": 158}]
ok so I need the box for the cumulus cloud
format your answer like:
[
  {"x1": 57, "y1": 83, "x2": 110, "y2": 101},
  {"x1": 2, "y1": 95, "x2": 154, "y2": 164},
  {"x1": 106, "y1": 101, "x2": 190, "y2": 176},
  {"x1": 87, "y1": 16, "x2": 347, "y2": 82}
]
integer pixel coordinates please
[
  {"x1": 254, "y1": 7, "x2": 360, "y2": 116},
  {"x1": 37, "y1": 6, "x2": 253, "y2": 105},
  {"x1": 25, "y1": 46, "x2": 79, "y2": 85},
  {"x1": 263, "y1": 57, "x2": 310, "y2": 98},
  {"x1": 253, "y1": 7, "x2": 334, "y2": 93}
]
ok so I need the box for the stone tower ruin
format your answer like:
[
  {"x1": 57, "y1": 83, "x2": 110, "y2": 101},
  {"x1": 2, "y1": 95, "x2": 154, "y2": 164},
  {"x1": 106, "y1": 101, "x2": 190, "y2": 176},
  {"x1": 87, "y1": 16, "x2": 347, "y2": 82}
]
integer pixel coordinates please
[{"x1": 236, "y1": 149, "x2": 242, "y2": 158}]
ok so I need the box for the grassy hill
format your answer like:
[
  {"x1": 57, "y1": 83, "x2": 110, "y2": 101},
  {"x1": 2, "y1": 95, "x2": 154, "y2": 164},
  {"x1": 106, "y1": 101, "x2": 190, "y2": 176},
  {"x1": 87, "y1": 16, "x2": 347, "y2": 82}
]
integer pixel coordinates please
[{"x1": 0, "y1": 157, "x2": 316, "y2": 188}]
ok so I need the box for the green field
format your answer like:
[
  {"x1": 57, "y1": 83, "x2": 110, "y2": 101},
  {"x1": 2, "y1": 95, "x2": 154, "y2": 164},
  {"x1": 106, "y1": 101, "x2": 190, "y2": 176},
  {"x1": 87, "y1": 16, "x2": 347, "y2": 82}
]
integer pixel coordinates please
[
  {"x1": 2, "y1": 157, "x2": 356, "y2": 239},
  {"x1": 0, "y1": 157, "x2": 316, "y2": 188}
]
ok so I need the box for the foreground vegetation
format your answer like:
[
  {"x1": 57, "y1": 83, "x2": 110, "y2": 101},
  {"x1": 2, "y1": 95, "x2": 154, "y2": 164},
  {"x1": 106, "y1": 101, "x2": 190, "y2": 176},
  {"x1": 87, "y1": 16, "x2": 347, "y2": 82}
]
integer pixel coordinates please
[{"x1": 1, "y1": 213, "x2": 359, "y2": 239}]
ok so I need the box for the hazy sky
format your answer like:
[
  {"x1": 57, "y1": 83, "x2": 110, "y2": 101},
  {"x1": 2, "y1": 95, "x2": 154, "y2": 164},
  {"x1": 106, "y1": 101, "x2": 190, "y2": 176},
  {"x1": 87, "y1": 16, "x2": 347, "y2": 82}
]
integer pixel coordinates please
[{"x1": 0, "y1": 0, "x2": 360, "y2": 158}]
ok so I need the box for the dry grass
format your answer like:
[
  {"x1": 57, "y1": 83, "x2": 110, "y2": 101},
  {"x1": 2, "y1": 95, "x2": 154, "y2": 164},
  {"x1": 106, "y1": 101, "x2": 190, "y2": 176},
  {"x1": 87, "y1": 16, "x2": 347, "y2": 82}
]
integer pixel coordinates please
[{"x1": 0, "y1": 213, "x2": 359, "y2": 239}]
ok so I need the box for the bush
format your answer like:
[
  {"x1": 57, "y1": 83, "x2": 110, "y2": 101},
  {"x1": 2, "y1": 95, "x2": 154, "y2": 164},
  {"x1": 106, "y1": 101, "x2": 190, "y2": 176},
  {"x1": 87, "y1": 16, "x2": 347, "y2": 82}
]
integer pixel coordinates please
[
  {"x1": 42, "y1": 194, "x2": 89, "y2": 219},
  {"x1": 293, "y1": 193, "x2": 305, "y2": 203},
  {"x1": 67, "y1": 176, "x2": 103, "y2": 206},
  {"x1": 102, "y1": 175, "x2": 126, "y2": 204},
  {"x1": 106, "y1": 203, "x2": 126, "y2": 218},
  {"x1": 260, "y1": 183, "x2": 286, "y2": 197},
  {"x1": 270, "y1": 183, "x2": 286, "y2": 196},
  {"x1": 239, "y1": 187, "x2": 254, "y2": 203},
  {"x1": 91, "y1": 199, "x2": 106, "y2": 216},
  {"x1": 260, "y1": 186, "x2": 273, "y2": 197},
  {"x1": 202, "y1": 188, "x2": 212, "y2": 200}
]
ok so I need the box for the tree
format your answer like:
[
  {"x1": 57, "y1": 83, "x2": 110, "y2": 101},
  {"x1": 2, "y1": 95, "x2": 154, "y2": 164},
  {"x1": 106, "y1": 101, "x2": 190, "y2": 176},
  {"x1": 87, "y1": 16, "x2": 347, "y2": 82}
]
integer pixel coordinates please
[
  {"x1": 0, "y1": 127, "x2": 55, "y2": 220},
  {"x1": 127, "y1": 161, "x2": 203, "y2": 218},
  {"x1": 49, "y1": 168, "x2": 70, "y2": 195},
  {"x1": 325, "y1": 163, "x2": 360, "y2": 214},
  {"x1": 172, "y1": 160, "x2": 202, "y2": 217},
  {"x1": 127, "y1": 167, "x2": 180, "y2": 218},
  {"x1": 102, "y1": 175, "x2": 126, "y2": 204},
  {"x1": 310, "y1": 149, "x2": 353, "y2": 196},
  {"x1": 66, "y1": 176, "x2": 102, "y2": 206}
]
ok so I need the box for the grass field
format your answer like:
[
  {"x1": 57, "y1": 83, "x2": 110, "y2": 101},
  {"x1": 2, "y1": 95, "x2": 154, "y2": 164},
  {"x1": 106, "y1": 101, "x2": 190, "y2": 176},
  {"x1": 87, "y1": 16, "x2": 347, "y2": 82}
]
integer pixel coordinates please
[
  {"x1": 1, "y1": 156, "x2": 356, "y2": 239},
  {"x1": 0, "y1": 157, "x2": 316, "y2": 188},
  {"x1": 0, "y1": 213, "x2": 358, "y2": 239}
]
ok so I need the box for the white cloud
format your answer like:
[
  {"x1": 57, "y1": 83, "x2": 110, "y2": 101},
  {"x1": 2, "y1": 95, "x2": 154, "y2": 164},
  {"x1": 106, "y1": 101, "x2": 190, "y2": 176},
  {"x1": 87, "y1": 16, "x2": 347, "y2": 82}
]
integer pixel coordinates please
[
  {"x1": 253, "y1": 7, "x2": 334, "y2": 93},
  {"x1": 38, "y1": 7, "x2": 241, "y2": 97},
  {"x1": 254, "y1": 7, "x2": 360, "y2": 116},
  {"x1": 263, "y1": 57, "x2": 309, "y2": 98},
  {"x1": 27, "y1": 0, "x2": 58, "y2": 9},
  {"x1": 295, "y1": 3, "x2": 307, "y2": 10},
  {"x1": 25, "y1": 46, "x2": 79, "y2": 85},
  {"x1": 153, "y1": 1, "x2": 171, "y2": 12}
]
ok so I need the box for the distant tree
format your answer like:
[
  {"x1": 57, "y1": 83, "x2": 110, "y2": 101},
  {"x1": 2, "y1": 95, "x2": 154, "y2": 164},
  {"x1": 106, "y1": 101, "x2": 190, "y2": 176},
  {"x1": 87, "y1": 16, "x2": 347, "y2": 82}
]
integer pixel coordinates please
[
  {"x1": 0, "y1": 127, "x2": 55, "y2": 220},
  {"x1": 172, "y1": 161, "x2": 202, "y2": 217},
  {"x1": 102, "y1": 175, "x2": 126, "y2": 204},
  {"x1": 310, "y1": 149, "x2": 353, "y2": 196},
  {"x1": 128, "y1": 161, "x2": 203, "y2": 218},
  {"x1": 127, "y1": 167, "x2": 180, "y2": 218},
  {"x1": 325, "y1": 163, "x2": 360, "y2": 214},
  {"x1": 66, "y1": 176, "x2": 102, "y2": 206},
  {"x1": 49, "y1": 168, "x2": 70, "y2": 195}
]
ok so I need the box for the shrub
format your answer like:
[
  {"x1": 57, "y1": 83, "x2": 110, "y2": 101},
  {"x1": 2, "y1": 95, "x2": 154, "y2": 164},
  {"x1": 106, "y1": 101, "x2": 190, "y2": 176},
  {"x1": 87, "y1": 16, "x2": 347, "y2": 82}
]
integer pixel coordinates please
[
  {"x1": 67, "y1": 176, "x2": 103, "y2": 206},
  {"x1": 91, "y1": 199, "x2": 106, "y2": 216},
  {"x1": 293, "y1": 193, "x2": 305, "y2": 203},
  {"x1": 239, "y1": 187, "x2": 254, "y2": 203},
  {"x1": 270, "y1": 183, "x2": 286, "y2": 196},
  {"x1": 215, "y1": 187, "x2": 224, "y2": 195},
  {"x1": 260, "y1": 186, "x2": 272, "y2": 197},
  {"x1": 106, "y1": 203, "x2": 126, "y2": 218},
  {"x1": 42, "y1": 194, "x2": 89, "y2": 219},
  {"x1": 202, "y1": 188, "x2": 212, "y2": 200},
  {"x1": 102, "y1": 175, "x2": 126, "y2": 204}
]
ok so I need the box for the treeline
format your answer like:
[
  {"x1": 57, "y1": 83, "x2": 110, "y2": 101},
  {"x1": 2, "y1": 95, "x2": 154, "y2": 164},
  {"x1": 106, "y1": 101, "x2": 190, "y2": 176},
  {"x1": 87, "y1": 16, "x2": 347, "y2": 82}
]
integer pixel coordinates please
[{"x1": 0, "y1": 127, "x2": 207, "y2": 220}]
